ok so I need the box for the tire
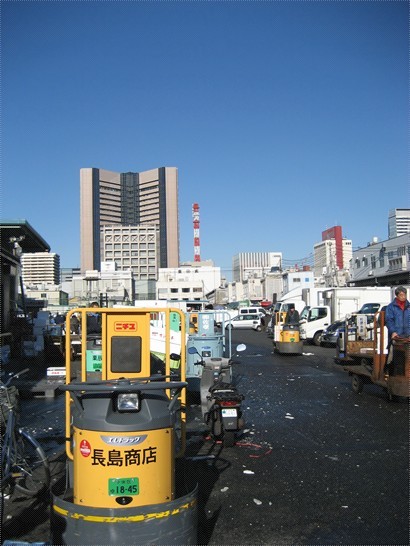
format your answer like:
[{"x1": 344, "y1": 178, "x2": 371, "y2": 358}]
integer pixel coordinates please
[
  {"x1": 13, "y1": 429, "x2": 50, "y2": 496},
  {"x1": 351, "y1": 374, "x2": 364, "y2": 394},
  {"x1": 222, "y1": 431, "x2": 235, "y2": 448},
  {"x1": 313, "y1": 332, "x2": 322, "y2": 346},
  {"x1": 387, "y1": 389, "x2": 400, "y2": 403},
  {"x1": 255, "y1": 325, "x2": 262, "y2": 332}
]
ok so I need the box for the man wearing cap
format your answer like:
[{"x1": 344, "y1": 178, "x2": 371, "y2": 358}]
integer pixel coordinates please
[{"x1": 285, "y1": 304, "x2": 300, "y2": 325}]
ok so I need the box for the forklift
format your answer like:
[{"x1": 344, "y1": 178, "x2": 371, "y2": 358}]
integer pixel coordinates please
[
  {"x1": 52, "y1": 307, "x2": 197, "y2": 545},
  {"x1": 272, "y1": 310, "x2": 303, "y2": 355},
  {"x1": 341, "y1": 310, "x2": 409, "y2": 401}
]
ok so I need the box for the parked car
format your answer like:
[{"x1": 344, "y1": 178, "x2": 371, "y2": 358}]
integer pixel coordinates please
[
  {"x1": 320, "y1": 320, "x2": 345, "y2": 347},
  {"x1": 225, "y1": 314, "x2": 262, "y2": 331},
  {"x1": 320, "y1": 320, "x2": 357, "y2": 347},
  {"x1": 238, "y1": 307, "x2": 267, "y2": 318}
]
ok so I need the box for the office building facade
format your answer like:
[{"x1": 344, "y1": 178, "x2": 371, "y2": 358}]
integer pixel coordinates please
[
  {"x1": 21, "y1": 252, "x2": 60, "y2": 286},
  {"x1": 313, "y1": 239, "x2": 352, "y2": 282},
  {"x1": 313, "y1": 226, "x2": 352, "y2": 283},
  {"x1": 80, "y1": 167, "x2": 179, "y2": 274},
  {"x1": 388, "y1": 209, "x2": 410, "y2": 238},
  {"x1": 232, "y1": 252, "x2": 282, "y2": 283},
  {"x1": 101, "y1": 224, "x2": 159, "y2": 280}
]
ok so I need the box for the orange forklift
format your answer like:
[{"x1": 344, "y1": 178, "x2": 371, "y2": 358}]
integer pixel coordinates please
[{"x1": 341, "y1": 310, "x2": 409, "y2": 401}]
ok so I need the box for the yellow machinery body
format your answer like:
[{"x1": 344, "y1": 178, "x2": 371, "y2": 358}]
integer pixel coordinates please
[
  {"x1": 273, "y1": 312, "x2": 303, "y2": 355},
  {"x1": 52, "y1": 307, "x2": 198, "y2": 545},
  {"x1": 279, "y1": 329, "x2": 301, "y2": 343},
  {"x1": 73, "y1": 426, "x2": 174, "y2": 508}
]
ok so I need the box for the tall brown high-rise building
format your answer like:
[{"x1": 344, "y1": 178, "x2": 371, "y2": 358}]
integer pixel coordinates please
[{"x1": 80, "y1": 166, "x2": 179, "y2": 273}]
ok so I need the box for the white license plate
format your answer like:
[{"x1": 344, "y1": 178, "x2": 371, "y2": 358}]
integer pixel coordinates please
[{"x1": 221, "y1": 408, "x2": 237, "y2": 417}]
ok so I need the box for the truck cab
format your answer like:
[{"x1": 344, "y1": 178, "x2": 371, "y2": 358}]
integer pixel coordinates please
[{"x1": 299, "y1": 306, "x2": 330, "y2": 346}]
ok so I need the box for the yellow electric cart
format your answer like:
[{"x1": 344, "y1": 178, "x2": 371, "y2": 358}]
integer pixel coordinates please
[
  {"x1": 52, "y1": 307, "x2": 197, "y2": 545},
  {"x1": 272, "y1": 311, "x2": 303, "y2": 355}
]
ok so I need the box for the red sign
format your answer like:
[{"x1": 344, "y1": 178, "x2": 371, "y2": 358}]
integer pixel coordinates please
[
  {"x1": 80, "y1": 439, "x2": 91, "y2": 457},
  {"x1": 114, "y1": 322, "x2": 137, "y2": 332}
]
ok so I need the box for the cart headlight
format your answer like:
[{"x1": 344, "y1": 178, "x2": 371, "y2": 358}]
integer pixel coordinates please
[{"x1": 116, "y1": 392, "x2": 140, "y2": 412}]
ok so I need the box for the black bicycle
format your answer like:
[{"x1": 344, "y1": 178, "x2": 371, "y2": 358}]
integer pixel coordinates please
[{"x1": 1, "y1": 368, "x2": 50, "y2": 497}]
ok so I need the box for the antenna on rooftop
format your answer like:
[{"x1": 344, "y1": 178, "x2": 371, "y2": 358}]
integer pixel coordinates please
[{"x1": 192, "y1": 203, "x2": 201, "y2": 262}]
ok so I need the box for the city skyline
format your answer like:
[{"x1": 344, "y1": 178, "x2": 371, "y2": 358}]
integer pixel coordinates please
[{"x1": 2, "y1": 2, "x2": 407, "y2": 275}]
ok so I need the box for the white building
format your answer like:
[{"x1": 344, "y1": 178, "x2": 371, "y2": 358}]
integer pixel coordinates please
[
  {"x1": 70, "y1": 268, "x2": 134, "y2": 306},
  {"x1": 156, "y1": 265, "x2": 222, "y2": 302},
  {"x1": 24, "y1": 285, "x2": 69, "y2": 308},
  {"x1": 232, "y1": 252, "x2": 282, "y2": 283},
  {"x1": 21, "y1": 252, "x2": 60, "y2": 285},
  {"x1": 388, "y1": 208, "x2": 410, "y2": 239},
  {"x1": 227, "y1": 281, "x2": 246, "y2": 305},
  {"x1": 261, "y1": 271, "x2": 283, "y2": 304},
  {"x1": 313, "y1": 239, "x2": 352, "y2": 286},
  {"x1": 282, "y1": 269, "x2": 315, "y2": 295}
]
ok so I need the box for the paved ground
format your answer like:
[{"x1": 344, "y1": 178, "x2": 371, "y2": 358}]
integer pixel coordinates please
[{"x1": 2, "y1": 330, "x2": 409, "y2": 545}]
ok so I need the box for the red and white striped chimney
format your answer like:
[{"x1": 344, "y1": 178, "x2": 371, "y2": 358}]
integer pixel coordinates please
[{"x1": 192, "y1": 203, "x2": 200, "y2": 262}]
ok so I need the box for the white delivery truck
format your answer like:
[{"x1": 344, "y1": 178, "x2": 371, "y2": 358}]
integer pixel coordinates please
[{"x1": 299, "y1": 286, "x2": 392, "y2": 346}]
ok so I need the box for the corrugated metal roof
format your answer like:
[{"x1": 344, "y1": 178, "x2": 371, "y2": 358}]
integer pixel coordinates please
[{"x1": 0, "y1": 219, "x2": 50, "y2": 253}]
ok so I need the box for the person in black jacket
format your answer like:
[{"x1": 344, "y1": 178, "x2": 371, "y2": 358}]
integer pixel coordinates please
[
  {"x1": 285, "y1": 305, "x2": 300, "y2": 325},
  {"x1": 86, "y1": 302, "x2": 102, "y2": 334}
]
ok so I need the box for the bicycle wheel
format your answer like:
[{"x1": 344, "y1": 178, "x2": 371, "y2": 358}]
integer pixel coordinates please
[
  {"x1": 1, "y1": 415, "x2": 15, "y2": 494},
  {"x1": 13, "y1": 428, "x2": 50, "y2": 496}
]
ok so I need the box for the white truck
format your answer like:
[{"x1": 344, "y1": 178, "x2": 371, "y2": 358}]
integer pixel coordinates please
[{"x1": 299, "y1": 286, "x2": 392, "y2": 345}]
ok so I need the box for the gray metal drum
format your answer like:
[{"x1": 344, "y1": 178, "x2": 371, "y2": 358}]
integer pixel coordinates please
[{"x1": 52, "y1": 485, "x2": 198, "y2": 545}]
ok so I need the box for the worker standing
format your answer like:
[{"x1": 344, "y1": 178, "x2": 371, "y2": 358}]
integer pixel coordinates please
[
  {"x1": 385, "y1": 286, "x2": 410, "y2": 341},
  {"x1": 384, "y1": 286, "x2": 410, "y2": 373}
]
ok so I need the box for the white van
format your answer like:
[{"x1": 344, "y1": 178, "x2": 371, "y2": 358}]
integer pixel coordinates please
[{"x1": 239, "y1": 307, "x2": 267, "y2": 317}]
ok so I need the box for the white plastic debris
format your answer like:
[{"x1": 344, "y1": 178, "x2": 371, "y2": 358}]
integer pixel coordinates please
[
  {"x1": 253, "y1": 498, "x2": 262, "y2": 505},
  {"x1": 243, "y1": 470, "x2": 255, "y2": 475},
  {"x1": 221, "y1": 487, "x2": 229, "y2": 492}
]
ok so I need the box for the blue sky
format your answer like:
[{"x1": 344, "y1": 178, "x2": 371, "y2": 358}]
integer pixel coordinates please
[{"x1": 2, "y1": 1, "x2": 408, "y2": 279}]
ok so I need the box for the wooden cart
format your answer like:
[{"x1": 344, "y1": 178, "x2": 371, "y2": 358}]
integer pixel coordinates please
[{"x1": 341, "y1": 311, "x2": 409, "y2": 400}]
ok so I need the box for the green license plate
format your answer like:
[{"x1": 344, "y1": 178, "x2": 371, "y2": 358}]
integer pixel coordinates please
[{"x1": 108, "y1": 477, "x2": 139, "y2": 496}]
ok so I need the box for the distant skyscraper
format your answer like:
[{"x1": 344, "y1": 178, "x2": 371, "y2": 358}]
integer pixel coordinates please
[
  {"x1": 388, "y1": 209, "x2": 410, "y2": 238},
  {"x1": 80, "y1": 167, "x2": 179, "y2": 273},
  {"x1": 321, "y1": 226, "x2": 343, "y2": 269},
  {"x1": 313, "y1": 226, "x2": 352, "y2": 279}
]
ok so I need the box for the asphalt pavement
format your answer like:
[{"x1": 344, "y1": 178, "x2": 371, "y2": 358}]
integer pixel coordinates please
[{"x1": 2, "y1": 329, "x2": 409, "y2": 545}]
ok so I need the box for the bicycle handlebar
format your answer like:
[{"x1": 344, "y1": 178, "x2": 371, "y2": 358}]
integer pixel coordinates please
[{"x1": 1, "y1": 368, "x2": 30, "y2": 388}]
